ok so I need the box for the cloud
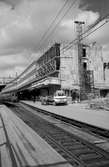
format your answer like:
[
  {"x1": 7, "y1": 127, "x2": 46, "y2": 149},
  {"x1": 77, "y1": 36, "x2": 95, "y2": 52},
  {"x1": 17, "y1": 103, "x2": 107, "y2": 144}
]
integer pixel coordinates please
[
  {"x1": 0, "y1": 0, "x2": 73, "y2": 51},
  {"x1": 0, "y1": 50, "x2": 38, "y2": 77},
  {"x1": 76, "y1": 11, "x2": 99, "y2": 26},
  {"x1": 0, "y1": 0, "x2": 22, "y2": 7},
  {"x1": 60, "y1": 10, "x2": 99, "y2": 29},
  {"x1": 84, "y1": 18, "x2": 109, "y2": 45},
  {"x1": 0, "y1": 0, "x2": 106, "y2": 77},
  {"x1": 59, "y1": 10, "x2": 99, "y2": 43}
]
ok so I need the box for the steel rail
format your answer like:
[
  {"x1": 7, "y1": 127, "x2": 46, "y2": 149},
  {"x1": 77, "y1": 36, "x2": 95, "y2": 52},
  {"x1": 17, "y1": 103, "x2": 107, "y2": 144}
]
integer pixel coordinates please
[
  {"x1": 7, "y1": 103, "x2": 109, "y2": 167},
  {"x1": 21, "y1": 102, "x2": 109, "y2": 139}
]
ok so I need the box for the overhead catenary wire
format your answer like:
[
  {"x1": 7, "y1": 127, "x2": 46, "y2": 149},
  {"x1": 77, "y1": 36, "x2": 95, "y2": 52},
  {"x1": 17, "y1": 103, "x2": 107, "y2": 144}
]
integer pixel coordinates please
[
  {"x1": 30, "y1": 4, "x2": 109, "y2": 63},
  {"x1": 43, "y1": 0, "x2": 77, "y2": 45},
  {"x1": 15, "y1": 17, "x2": 109, "y2": 87},
  {"x1": 37, "y1": 1, "x2": 109, "y2": 56},
  {"x1": 61, "y1": 13, "x2": 109, "y2": 51},
  {"x1": 22, "y1": 0, "x2": 69, "y2": 68},
  {"x1": 37, "y1": 0, "x2": 69, "y2": 51},
  {"x1": 20, "y1": 4, "x2": 109, "y2": 76},
  {"x1": 59, "y1": 1, "x2": 109, "y2": 52},
  {"x1": 22, "y1": 7, "x2": 109, "y2": 79},
  {"x1": 37, "y1": 0, "x2": 77, "y2": 52}
]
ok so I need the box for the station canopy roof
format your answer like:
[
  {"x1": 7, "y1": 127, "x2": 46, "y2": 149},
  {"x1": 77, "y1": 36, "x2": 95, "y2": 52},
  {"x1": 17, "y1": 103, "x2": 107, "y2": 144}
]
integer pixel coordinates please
[
  {"x1": 28, "y1": 77, "x2": 60, "y2": 90},
  {"x1": 94, "y1": 83, "x2": 109, "y2": 89}
]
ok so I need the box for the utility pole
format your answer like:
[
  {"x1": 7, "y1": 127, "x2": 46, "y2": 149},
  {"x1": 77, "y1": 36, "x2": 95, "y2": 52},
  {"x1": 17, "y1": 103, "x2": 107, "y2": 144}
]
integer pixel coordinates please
[{"x1": 74, "y1": 21, "x2": 85, "y2": 100}]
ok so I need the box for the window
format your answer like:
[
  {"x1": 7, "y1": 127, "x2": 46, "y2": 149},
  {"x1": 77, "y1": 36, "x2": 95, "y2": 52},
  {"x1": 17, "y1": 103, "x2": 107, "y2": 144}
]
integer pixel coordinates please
[
  {"x1": 82, "y1": 48, "x2": 86, "y2": 57},
  {"x1": 83, "y1": 62, "x2": 87, "y2": 70}
]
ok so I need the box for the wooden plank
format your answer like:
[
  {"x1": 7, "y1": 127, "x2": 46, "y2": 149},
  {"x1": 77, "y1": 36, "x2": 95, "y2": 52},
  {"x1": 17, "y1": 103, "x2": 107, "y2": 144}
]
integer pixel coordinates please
[
  {"x1": 0, "y1": 128, "x2": 6, "y2": 146},
  {"x1": 0, "y1": 105, "x2": 72, "y2": 167},
  {"x1": 5, "y1": 121, "x2": 36, "y2": 166},
  {"x1": 0, "y1": 118, "x2": 2, "y2": 127},
  {"x1": 1, "y1": 145, "x2": 12, "y2": 167}
]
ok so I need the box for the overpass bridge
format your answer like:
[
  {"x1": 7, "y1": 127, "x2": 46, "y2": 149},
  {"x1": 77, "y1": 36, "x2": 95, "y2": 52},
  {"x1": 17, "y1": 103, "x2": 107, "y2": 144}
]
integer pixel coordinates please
[{"x1": 0, "y1": 77, "x2": 14, "y2": 92}]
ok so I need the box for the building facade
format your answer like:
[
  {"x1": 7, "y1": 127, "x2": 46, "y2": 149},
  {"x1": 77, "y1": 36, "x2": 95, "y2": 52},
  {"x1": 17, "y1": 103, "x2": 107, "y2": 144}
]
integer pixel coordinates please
[{"x1": 1, "y1": 42, "x2": 108, "y2": 100}]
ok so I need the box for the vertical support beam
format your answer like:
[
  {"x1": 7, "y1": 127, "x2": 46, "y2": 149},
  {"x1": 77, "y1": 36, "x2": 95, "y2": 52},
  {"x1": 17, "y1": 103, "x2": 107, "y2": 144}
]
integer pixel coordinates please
[{"x1": 75, "y1": 21, "x2": 85, "y2": 100}]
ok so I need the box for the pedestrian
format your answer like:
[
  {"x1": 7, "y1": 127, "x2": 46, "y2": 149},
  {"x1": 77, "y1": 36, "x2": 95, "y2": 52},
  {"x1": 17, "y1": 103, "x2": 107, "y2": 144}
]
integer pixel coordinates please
[
  {"x1": 33, "y1": 96, "x2": 36, "y2": 102},
  {"x1": 71, "y1": 92, "x2": 76, "y2": 103}
]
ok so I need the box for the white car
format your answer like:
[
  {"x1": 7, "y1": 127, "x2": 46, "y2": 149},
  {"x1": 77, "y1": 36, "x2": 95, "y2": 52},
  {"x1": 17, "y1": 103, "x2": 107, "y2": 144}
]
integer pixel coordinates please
[
  {"x1": 53, "y1": 90, "x2": 67, "y2": 105},
  {"x1": 41, "y1": 90, "x2": 67, "y2": 105}
]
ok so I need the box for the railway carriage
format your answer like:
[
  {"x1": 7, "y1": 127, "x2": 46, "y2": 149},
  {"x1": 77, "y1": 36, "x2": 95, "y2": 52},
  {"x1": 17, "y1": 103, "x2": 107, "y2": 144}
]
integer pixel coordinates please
[{"x1": 0, "y1": 92, "x2": 18, "y2": 103}]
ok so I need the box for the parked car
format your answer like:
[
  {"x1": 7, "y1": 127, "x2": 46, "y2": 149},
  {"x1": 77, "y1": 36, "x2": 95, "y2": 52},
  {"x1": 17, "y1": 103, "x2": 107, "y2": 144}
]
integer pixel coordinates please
[
  {"x1": 41, "y1": 95, "x2": 53, "y2": 105},
  {"x1": 41, "y1": 90, "x2": 67, "y2": 105}
]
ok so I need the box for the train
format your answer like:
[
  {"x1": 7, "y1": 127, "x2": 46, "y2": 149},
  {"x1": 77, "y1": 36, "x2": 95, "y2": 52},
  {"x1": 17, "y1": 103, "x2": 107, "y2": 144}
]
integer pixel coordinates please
[{"x1": 0, "y1": 92, "x2": 18, "y2": 103}]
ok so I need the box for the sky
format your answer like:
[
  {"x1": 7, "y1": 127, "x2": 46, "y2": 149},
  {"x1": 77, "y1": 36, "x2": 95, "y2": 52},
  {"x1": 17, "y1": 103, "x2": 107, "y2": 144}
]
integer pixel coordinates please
[{"x1": 0, "y1": 0, "x2": 109, "y2": 78}]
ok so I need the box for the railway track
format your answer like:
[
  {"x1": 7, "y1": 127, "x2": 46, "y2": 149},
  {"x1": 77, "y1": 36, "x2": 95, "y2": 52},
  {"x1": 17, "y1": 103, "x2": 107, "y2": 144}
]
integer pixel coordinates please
[
  {"x1": 7, "y1": 102, "x2": 109, "y2": 167},
  {"x1": 21, "y1": 102, "x2": 109, "y2": 139}
]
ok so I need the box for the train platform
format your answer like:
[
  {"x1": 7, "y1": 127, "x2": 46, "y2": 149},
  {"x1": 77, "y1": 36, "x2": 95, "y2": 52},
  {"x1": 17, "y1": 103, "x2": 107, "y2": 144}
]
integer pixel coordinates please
[
  {"x1": 0, "y1": 104, "x2": 72, "y2": 167},
  {"x1": 22, "y1": 100, "x2": 109, "y2": 131}
]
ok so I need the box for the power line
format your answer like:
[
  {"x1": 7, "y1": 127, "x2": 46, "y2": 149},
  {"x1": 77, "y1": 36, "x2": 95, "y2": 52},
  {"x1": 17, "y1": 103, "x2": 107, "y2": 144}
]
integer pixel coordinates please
[
  {"x1": 79, "y1": 21, "x2": 108, "y2": 43},
  {"x1": 61, "y1": 13, "x2": 109, "y2": 51},
  {"x1": 32, "y1": 0, "x2": 78, "y2": 69},
  {"x1": 22, "y1": 6, "x2": 109, "y2": 74},
  {"x1": 25, "y1": 9, "x2": 109, "y2": 75},
  {"x1": 42, "y1": 0, "x2": 77, "y2": 45},
  {"x1": 65, "y1": 21, "x2": 107, "y2": 51},
  {"x1": 37, "y1": 0, "x2": 69, "y2": 51},
  {"x1": 38, "y1": 0, "x2": 77, "y2": 51}
]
